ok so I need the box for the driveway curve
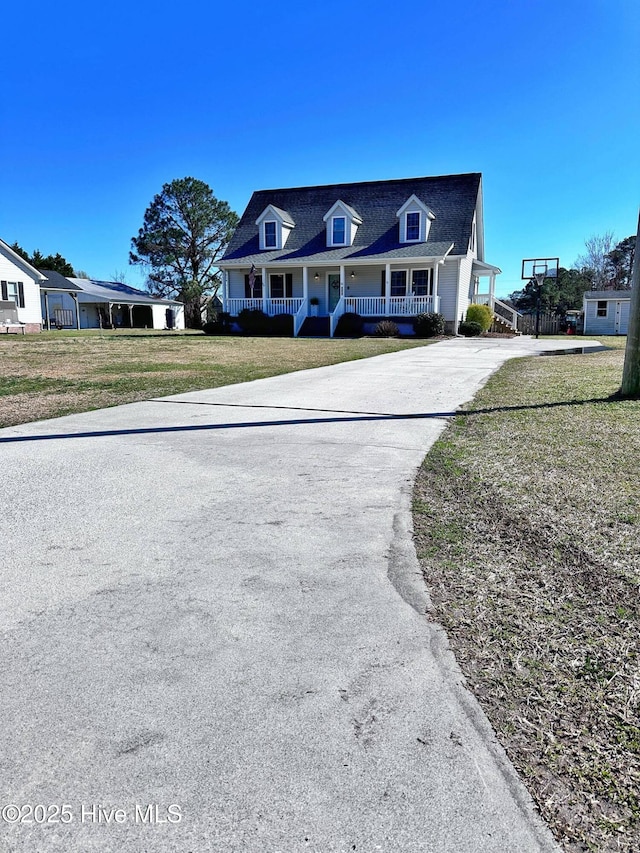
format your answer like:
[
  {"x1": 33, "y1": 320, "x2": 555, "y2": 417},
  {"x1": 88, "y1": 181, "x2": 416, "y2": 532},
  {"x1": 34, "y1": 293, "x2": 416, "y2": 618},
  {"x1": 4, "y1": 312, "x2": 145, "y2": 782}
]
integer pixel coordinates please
[{"x1": 0, "y1": 337, "x2": 591, "y2": 852}]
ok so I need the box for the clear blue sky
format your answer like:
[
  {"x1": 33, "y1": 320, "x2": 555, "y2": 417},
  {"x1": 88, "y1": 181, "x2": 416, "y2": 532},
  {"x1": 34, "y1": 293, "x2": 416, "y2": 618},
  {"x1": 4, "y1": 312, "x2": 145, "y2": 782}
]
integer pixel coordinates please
[{"x1": 2, "y1": 0, "x2": 638, "y2": 298}]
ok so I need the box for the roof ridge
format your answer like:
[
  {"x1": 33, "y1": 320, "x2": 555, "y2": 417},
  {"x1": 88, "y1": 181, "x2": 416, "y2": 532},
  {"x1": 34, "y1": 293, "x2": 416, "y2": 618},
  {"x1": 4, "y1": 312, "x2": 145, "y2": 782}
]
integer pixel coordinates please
[{"x1": 253, "y1": 172, "x2": 481, "y2": 195}]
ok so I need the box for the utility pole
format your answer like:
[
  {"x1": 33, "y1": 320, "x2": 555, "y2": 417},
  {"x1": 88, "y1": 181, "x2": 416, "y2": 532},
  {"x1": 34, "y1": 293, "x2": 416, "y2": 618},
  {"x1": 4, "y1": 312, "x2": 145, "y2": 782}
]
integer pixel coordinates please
[{"x1": 620, "y1": 211, "x2": 640, "y2": 397}]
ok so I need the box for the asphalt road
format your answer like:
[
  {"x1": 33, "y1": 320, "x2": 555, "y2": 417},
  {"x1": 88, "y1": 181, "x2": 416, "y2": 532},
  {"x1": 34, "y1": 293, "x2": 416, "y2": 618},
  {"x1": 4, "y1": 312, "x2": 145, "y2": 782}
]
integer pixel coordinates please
[{"x1": 0, "y1": 337, "x2": 589, "y2": 852}]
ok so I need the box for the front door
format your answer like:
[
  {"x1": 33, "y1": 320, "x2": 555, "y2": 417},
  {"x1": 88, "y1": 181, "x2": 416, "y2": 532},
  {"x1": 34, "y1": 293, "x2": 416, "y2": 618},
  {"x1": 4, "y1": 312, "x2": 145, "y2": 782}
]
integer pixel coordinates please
[
  {"x1": 615, "y1": 300, "x2": 629, "y2": 335},
  {"x1": 327, "y1": 273, "x2": 341, "y2": 312}
]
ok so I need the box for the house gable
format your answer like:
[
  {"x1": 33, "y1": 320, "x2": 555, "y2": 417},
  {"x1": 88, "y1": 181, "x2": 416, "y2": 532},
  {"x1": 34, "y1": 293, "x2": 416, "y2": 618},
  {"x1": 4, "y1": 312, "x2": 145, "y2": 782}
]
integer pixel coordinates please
[
  {"x1": 255, "y1": 204, "x2": 295, "y2": 251},
  {"x1": 322, "y1": 200, "x2": 363, "y2": 248},
  {"x1": 0, "y1": 238, "x2": 46, "y2": 329},
  {"x1": 396, "y1": 194, "x2": 435, "y2": 244}
]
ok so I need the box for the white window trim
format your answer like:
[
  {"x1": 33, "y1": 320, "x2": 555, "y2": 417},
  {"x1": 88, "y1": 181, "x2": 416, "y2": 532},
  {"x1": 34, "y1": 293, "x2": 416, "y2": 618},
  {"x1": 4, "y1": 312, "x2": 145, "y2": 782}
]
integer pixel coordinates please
[
  {"x1": 596, "y1": 300, "x2": 608, "y2": 318},
  {"x1": 263, "y1": 220, "x2": 278, "y2": 249},
  {"x1": 330, "y1": 216, "x2": 347, "y2": 247},
  {"x1": 411, "y1": 268, "x2": 433, "y2": 295},
  {"x1": 390, "y1": 269, "x2": 409, "y2": 296},
  {"x1": 405, "y1": 211, "x2": 421, "y2": 243}
]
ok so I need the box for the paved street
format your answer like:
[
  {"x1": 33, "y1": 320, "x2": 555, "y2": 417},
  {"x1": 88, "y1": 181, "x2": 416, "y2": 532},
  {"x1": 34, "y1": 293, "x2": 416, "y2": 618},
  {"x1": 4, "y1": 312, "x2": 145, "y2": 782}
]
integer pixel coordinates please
[{"x1": 0, "y1": 337, "x2": 589, "y2": 852}]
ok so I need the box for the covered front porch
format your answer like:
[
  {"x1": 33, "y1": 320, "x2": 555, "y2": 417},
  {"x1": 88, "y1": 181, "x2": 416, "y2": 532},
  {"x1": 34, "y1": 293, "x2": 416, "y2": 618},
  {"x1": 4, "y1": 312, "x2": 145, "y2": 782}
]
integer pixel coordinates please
[
  {"x1": 470, "y1": 260, "x2": 520, "y2": 331},
  {"x1": 221, "y1": 261, "x2": 443, "y2": 337}
]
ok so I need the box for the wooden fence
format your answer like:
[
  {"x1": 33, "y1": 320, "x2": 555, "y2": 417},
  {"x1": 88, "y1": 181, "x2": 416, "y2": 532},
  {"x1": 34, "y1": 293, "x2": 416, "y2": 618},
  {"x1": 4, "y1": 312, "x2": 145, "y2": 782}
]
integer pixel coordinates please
[{"x1": 518, "y1": 313, "x2": 563, "y2": 335}]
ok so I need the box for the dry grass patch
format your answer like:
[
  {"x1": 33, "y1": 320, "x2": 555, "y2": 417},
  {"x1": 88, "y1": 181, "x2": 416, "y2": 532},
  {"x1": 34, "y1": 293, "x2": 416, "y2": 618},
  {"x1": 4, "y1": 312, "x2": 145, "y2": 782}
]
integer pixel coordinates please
[
  {"x1": 413, "y1": 337, "x2": 640, "y2": 853},
  {"x1": 0, "y1": 329, "x2": 428, "y2": 427}
]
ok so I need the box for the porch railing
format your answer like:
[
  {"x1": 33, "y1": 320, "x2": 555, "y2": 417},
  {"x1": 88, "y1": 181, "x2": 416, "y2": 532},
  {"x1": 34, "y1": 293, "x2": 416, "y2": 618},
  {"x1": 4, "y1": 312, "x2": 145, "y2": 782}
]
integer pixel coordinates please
[
  {"x1": 293, "y1": 299, "x2": 308, "y2": 337},
  {"x1": 471, "y1": 293, "x2": 520, "y2": 331},
  {"x1": 493, "y1": 298, "x2": 521, "y2": 331},
  {"x1": 343, "y1": 295, "x2": 439, "y2": 316},
  {"x1": 330, "y1": 296, "x2": 345, "y2": 337},
  {"x1": 226, "y1": 297, "x2": 304, "y2": 316}
]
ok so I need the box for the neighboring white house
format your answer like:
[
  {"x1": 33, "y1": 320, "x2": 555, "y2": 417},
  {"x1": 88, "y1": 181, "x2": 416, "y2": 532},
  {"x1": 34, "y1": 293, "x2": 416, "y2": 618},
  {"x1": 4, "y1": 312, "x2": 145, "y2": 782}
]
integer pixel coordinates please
[
  {"x1": 0, "y1": 238, "x2": 46, "y2": 332},
  {"x1": 68, "y1": 279, "x2": 185, "y2": 330},
  {"x1": 583, "y1": 291, "x2": 631, "y2": 336},
  {"x1": 218, "y1": 173, "x2": 512, "y2": 336},
  {"x1": 38, "y1": 274, "x2": 185, "y2": 331}
]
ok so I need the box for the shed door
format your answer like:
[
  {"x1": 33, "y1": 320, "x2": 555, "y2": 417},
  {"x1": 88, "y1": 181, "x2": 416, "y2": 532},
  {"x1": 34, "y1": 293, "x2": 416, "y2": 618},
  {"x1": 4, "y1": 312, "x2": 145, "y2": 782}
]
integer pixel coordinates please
[{"x1": 615, "y1": 300, "x2": 629, "y2": 335}]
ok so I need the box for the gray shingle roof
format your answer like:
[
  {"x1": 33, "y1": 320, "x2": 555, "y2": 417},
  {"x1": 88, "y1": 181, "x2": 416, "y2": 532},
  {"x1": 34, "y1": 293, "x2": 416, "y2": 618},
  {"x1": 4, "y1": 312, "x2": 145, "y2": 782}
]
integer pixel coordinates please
[
  {"x1": 584, "y1": 290, "x2": 631, "y2": 300},
  {"x1": 221, "y1": 173, "x2": 481, "y2": 265},
  {"x1": 39, "y1": 269, "x2": 83, "y2": 291},
  {"x1": 68, "y1": 278, "x2": 180, "y2": 306}
]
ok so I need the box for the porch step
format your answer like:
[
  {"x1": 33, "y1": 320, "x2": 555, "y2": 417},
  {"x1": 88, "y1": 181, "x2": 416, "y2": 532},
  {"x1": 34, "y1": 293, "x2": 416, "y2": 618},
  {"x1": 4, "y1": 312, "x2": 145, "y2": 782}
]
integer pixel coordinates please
[
  {"x1": 298, "y1": 316, "x2": 330, "y2": 337},
  {"x1": 491, "y1": 314, "x2": 520, "y2": 334}
]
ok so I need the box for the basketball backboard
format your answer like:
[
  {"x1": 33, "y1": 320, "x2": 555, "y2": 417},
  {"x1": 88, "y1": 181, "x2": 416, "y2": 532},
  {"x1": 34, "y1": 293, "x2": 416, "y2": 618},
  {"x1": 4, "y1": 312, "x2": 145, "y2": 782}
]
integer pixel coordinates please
[{"x1": 521, "y1": 258, "x2": 559, "y2": 281}]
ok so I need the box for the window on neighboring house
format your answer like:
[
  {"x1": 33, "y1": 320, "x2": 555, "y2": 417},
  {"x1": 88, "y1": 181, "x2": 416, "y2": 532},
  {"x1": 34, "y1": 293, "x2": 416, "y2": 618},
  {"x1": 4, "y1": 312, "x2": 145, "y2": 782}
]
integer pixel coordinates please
[
  {"x1": 390, "y1": 270, "x2": 407, "y2": 296},
  {"x1": 244, "y1": 273, "x2": 263, "y2": 298},
  {"x1": 264, "y1": 221, "x2": 277, "y2": 248},
  {"x1": 332, "y1": 217, "x2": 346, "y2": 245},
  {"x1": 1, "y1": 281, "x2": 25, "y2": 308},
  {"x1": 597, "y1": 300, "x2": 608, "y2": 317},
  {"x1": 411, "y1": 269, "x2": 433, "y2": 296},
  {"x1": 270, "y1": 273, "x2": 293, "y2": 298},
  {"x1": 406, "y1": 211, "x2": 420, "y2": 241}
]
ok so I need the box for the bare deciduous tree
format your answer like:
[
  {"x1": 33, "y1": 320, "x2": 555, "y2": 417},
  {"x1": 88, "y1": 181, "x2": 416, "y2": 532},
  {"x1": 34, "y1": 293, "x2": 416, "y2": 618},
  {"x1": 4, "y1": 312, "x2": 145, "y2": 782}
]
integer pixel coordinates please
[{"x1": 575, "y1": 231, "x2": 616, "y2": 290}]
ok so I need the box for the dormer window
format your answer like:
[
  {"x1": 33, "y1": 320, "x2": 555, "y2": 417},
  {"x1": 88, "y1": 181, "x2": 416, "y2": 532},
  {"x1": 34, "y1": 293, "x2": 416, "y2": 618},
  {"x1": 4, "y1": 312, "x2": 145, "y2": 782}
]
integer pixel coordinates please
[
  {"x1": 324, "y1": 200, "x2": 363, "y2": 248},
  {"x1": 256, "y1": 205, "x2": 295, "y2": 251},
  {"x1": 397, "y1": 195, "x2": 435, "y2": 244},
  {"x1": 332, "y1": 216, "x2": 346, "y2": 246},
  {"x1": 406, "y1": 211, "x2": 420, "y2": 242},
  {"x1": 264, "y1": 221, "x2": 277, "y2": 248}
]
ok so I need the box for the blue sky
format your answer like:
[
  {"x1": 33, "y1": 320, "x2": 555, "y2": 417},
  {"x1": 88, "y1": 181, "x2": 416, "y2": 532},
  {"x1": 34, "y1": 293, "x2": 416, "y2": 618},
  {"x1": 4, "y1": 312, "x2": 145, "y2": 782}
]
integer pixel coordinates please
[{"x1": 1, "y1": 0, "x2": 638, "y2": 298}]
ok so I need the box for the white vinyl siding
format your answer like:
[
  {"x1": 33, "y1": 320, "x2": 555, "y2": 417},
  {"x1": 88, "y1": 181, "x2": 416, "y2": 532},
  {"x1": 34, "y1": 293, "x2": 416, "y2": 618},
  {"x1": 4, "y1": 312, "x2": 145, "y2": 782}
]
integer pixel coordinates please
[
  {"x1": 0, "y1": 253, "x2": 42, "y2": 325},
  {"x1": 437, "y1": 259, "x2": 460, "y2": 323},
  {"x1": 457, "y1": 256, "x2": 474, "y2": 321}
]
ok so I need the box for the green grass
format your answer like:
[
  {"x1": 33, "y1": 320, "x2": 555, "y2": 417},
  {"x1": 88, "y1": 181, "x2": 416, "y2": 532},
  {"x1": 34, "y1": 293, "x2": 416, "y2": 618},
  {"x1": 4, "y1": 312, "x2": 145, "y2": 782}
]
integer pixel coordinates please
[
  {"x1": 413, "y1": 336, "x2": 640, "y2": 853},
  {"x1": 0, "y1": 329, "x2": 430, "y2": 427}
]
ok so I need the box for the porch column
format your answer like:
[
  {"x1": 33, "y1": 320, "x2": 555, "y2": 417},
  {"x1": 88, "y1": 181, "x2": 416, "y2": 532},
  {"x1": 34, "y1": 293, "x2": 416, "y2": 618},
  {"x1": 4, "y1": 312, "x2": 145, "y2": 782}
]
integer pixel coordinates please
[
  {"x1": 128, "y1": 304, "x2": 133, "y2": 328},
  {"x1": 339, "y1": 265, "x2": 345, "y2": 299},
  {"x1": 44, "y1": 291, "x2": 50, "y2": 330},
  {"x1": 302, "y1": 267, "x2": 308, "y2": 303},
  {"x1": 489, "y1": 273, "x2": 496, "y2": 306},
  {"x1": 108, "y1": 303, "x2": 113, "y2": 328},
  {"x1": 433, "y1": 263, "x2": 439, "y2": 314},
  {"x1": 72, "y1": 293, "x2": 80, "y2": 329},
  {"x1": 261, "y1": 266, "x2": 268, "y2": 314},
  {"x1": 221, "y1": 270, "x2": 227, "y2": 313},
  {"x1": 385, "y1": 263, "x2": 391, "y2": 316}
]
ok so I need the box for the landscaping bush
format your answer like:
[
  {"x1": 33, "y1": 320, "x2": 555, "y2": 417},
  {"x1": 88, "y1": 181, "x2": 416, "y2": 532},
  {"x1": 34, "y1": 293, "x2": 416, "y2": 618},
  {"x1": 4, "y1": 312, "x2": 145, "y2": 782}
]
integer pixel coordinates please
[
  {"x1": 373, "y1": 319, "x2": 399, "y2": 337},
  {"x1": 237, "y1": 308, "x2": 271, "y2": 335},
  {"x1": 466, "y1": 303, "x2": 493, "y2": 332},
  {"x1": 335, "y1": 312, "x2": 364, "y2": 337},
  {"x1": 458, "y1": 320, "x2": 483, "y2": 337},
  {"x1": 202, "y1": 321, "x2": 224, "y2": 335},
  {"x1": 269, "y1": 313, "x2": 294, "y2": 337},
  {"x1": 413, "y1": 312, "x2": 445, "y2": 338}
]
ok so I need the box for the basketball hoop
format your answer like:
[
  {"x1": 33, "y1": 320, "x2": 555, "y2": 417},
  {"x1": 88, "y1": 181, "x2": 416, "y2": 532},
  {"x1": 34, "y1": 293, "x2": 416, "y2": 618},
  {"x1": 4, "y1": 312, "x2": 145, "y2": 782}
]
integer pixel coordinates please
[{"x1": 521, "y1": 258, "x2": 560, "y2": 339}]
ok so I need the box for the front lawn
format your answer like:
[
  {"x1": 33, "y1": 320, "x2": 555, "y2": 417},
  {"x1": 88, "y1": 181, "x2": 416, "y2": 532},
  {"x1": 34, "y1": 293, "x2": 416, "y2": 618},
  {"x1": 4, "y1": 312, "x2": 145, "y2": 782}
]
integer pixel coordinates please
[
  {"x1": 413, "y1": 337, "x2": 640, "y2": 852},
  {"x1": 0, "y1": 329, "x2": 428, "y2": 428}
]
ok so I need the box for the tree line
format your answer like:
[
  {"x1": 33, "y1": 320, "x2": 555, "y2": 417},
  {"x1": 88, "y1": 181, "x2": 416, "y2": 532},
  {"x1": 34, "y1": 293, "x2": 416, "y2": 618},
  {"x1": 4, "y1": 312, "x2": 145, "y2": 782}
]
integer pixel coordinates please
[{"x1": 508, "y1": 232, "x2": 635, "y2": 314}]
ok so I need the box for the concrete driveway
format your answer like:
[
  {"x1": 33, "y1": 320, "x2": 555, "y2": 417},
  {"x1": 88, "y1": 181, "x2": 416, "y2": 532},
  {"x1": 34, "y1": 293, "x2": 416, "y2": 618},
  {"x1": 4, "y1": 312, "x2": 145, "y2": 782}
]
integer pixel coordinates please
[{"x1": 0, "y1": 337, "x2": 592, "y2": 852}]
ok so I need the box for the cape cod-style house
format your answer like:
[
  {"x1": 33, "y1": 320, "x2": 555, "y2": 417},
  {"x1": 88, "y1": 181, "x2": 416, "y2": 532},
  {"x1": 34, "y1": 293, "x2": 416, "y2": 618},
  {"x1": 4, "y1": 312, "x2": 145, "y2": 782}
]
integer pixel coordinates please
[{"x1": 218, "y1": 173, "x2": 515, "y2": 336}]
